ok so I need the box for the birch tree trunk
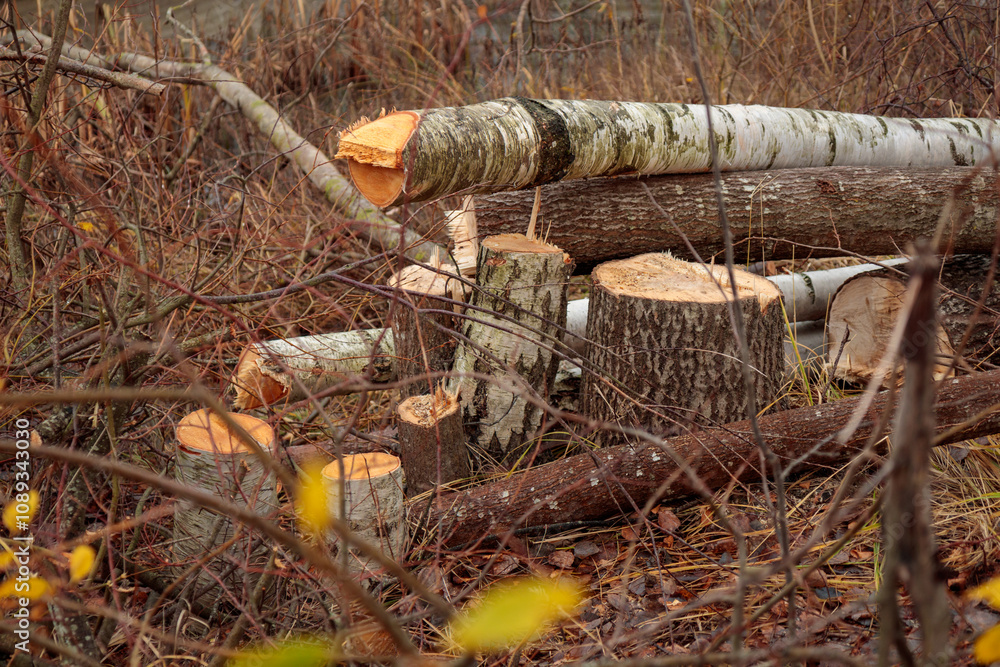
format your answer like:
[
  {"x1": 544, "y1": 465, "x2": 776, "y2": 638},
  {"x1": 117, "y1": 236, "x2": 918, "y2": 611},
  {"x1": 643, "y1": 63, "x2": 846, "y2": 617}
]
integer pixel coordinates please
[
  {"x1": 420, "y1": 367, "x2": 1000, "y2": 547},
  {"x1": 172, "y1": 410, "x2": 278, "y2": 609},
  {"x1": 451, "y1": 234, "x2": 575, "y2": 465},
  {"x1": 472, "y1": 167, "x2": 1000, "y2": 271},
  {"x1": 232, "y1": 330, "x2": 395, "y2": 409},
  {"x1": 582, "y1": 253, "x2": 785, "y2": 445},
  {"x1": 336, "y1": 99, "x2": 1000, "y2": 206},
  {"x1": 826, "y1": 254, "x2": 1000, "y2": 383}
]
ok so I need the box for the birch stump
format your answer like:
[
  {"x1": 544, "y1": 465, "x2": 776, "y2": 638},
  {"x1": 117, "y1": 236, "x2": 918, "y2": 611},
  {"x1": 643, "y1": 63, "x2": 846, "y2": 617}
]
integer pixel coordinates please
[
  {"x1": 324, "y1": 453, "x2": 406, "y2": 579},
  {"x1": 336, "y1": 99, "x2": 1000, "y2": 206},
  {"x1": 451, "y1": 234, "x2": 575, "y2": 465},
  {"x1": 388, "y1": 264, "x2": 465, "y2": 399},
  {"x1": 232, "y1": 330, "x2": 395, "y2": 409},
  {"x1": 396, "y1": 388, "x2": 469, "y2": 494},
  {"x1": 173, "y1": 410, "x2": 278, "y2": 608},
  {"x1": 826, "y1": 254, "x2": 1000, "y2": 383},
  {"x1": 582, "y1": 253, "x2": 785, "y2": 444}
]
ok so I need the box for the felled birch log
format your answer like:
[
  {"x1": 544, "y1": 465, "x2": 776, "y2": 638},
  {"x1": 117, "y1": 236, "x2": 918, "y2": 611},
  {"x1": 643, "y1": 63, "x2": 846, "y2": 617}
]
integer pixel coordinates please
[
  {"x1": 451, "y1": 234, "x2": 575, "y2": 464},
  {"x1": 335, "y1": 99, "x2": 1000, "y2": 206},
  {"x1": 582, "y1": 253, "x2": 785, "y2": 444},
  {"x1": 472, "y1": 168, "x2": 1000, "y2": 271},
  {"x1": 826, "y1": 254, "x2": 1000, "y2": 383},
  {"x1": 324, "y1": 453, "x2": 406, "y2": 579},
  {"x1": 232, "y1": 330, "x2": 395, "y2": 409},
  {"x1": 388, "y1": 264, "x2": 465, "y2": 399},
  {"x1": 396, "y1": 388, "x2": 469, "y2": 494},
  {"x1": 422, "y1": 368, "x2": 1000, "y2": 546},
  {"x1": 173, "y1": 409, "x2": 278, "y2": 607}
]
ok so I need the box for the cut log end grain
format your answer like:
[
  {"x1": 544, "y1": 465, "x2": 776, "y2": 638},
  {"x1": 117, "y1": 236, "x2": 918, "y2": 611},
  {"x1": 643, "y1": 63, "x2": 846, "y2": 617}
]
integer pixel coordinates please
[
  {"x1": 322, "y1": 452, "x2": 401, "y2": 481},
  {"x1": 175, "y1": 408, "x2": 275, "y2": 454},
  {"x1": 389, "y1": 263, "x2": 465, "y2": 301},
  {"x1": 336, "y1": 111, "x2": 417, "y2": 207},
  {"x1": 397, "y1": 389, "x2": 461, "y2": 426},
  {"x1": 232, "y1": 349, "x2": 289, "y2": 410},
  {"x1": 482, "y1": 233, "x2": 568, "y2": 256}
]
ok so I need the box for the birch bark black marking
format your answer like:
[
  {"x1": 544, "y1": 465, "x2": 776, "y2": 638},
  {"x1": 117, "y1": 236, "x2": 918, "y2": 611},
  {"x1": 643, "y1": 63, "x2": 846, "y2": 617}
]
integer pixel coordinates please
[
  {"x1": 172, "y1": 410, "x2": 277, "y2": 609},
  {"x1": 337, "y1": 99, "x2": 1000, "y2": 207},
  {"x1": 582, "y1": 253, "x2": 785, "y2": 445}
]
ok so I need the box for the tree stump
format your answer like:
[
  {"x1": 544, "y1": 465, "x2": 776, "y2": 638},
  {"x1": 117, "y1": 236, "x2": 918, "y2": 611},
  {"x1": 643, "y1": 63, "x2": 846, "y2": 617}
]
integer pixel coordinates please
[
  {"x1": 826, "y1": 254, "x2": 1000, "y2": 383},
  {"x1": 451, "y1": 233, "x2": 575, "y2": 465},
  {"x1": 173, "y1": 409, "x2": 278, "y2": 609},
  {"x1": 396, "y1": 388, "x2": 469, "y2": 495},
  {"x1": 581, "y1": 253, "x2": 785, "y2": 444},
  {"x1": 388, "y1": 264, "x2": 465, "y2": 399},
  {"x1": 323, "y1": 453, "x2": 406, "y2": 579}
]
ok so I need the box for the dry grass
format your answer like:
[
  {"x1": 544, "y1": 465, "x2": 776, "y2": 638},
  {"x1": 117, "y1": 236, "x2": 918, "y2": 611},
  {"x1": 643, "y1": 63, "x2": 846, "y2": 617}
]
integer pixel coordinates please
[{"x1": 3, "y1": 0, "x2": 1000, "y2": 664}]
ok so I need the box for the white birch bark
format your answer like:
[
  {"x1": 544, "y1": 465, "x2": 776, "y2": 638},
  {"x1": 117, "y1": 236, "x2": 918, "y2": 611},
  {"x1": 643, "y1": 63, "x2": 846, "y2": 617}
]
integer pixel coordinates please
[
  {"x1": 172, "y1": 410, "x2": 278, "y2": 606},
  {"x1": 232, "y1": 330, "x2": 395, "y2": 409},
  {"x1": 323, "y1": 453, "x2": 406, "y2": 580},
  {"x1": 337, "y1": 98, "x2": 1000, "y2": 206}
]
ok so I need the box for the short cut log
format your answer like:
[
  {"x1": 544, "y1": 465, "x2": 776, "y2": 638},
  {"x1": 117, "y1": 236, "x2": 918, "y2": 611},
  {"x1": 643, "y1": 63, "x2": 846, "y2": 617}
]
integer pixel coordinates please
[
  {"x1": 472, "y1": 168, "x2": 1000, "y2": 271},
  {"x1": 582, "y1": 253, "x2": 785, "y2": 443},
  {"x1": 451, "y1": 234, "x2": 575, "y2": 464},
  {"x1": 826, "y1": 254, "x2": 1000, "y2": 383},
  {"x1": 396, "y1": 389, "x2": 469, "y2": 494},
  {"x1": 336, "y1": 99, "x2": 1000, "y2": 207},
  {"x1": 172, "y1": 410, "x2": 278, "y2": 608}
]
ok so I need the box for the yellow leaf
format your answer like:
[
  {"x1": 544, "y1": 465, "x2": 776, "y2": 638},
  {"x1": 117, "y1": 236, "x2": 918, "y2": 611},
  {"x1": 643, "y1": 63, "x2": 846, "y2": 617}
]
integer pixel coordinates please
[
  {"x1": 0, "y1": 576, "x2": 50, "y2": 600},
  {"x1": 975, "y1": 623, "x2": 1000, "y2": 663},
  {"x1": 69, "y1": 545, "x2": 96, "y2": 583},
  {"x1": 296, "y1": 461, "x2": 330, "y2": 537},
  {"x1": 228, "y1": 636, "x2": 334, "y2": 667},
  {"x1": 969, "y1": 577, "x2": 1000, "y2": 610},
  {"x1": 449, "y1": 577, "x2": 583, "y2": 652},
  {"x1": 3, "y1": 491, "x2": 39, "y2": 534},
  {"x1": 77, "y1": 221, "x2": 95, "y2": 232},
  {"x1": 0, "y1": 552, "x2": 14, "y2": 571}
]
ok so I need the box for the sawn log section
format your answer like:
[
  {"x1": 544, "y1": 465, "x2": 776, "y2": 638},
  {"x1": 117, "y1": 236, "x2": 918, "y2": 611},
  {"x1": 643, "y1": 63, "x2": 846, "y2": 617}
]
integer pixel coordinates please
[
  {"x1": 474, "y1": 167, "x2": 1000, "y2": 271},
  {"x1": 423, "y1": 369, "x2": 1000, "y2": 546}
]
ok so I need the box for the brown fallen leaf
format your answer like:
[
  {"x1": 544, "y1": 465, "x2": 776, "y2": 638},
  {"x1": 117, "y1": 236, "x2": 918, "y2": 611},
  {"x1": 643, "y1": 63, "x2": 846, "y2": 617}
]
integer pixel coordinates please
[
  {"x1": 548, "y1": 549, "x2": 574, "y2": 569},
  {"x1": 657, "y1": 509, "x2": 681, "y2": 533}
]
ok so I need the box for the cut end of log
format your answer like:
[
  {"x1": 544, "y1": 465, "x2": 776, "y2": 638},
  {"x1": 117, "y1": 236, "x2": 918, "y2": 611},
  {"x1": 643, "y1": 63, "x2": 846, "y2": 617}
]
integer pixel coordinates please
[
  {"x1": 390, "y1": 263, "x2": 467, "y2": 303},
  {"x1": 397, "y1": 388, "x2": 460, "y2": 426},
  {"x1": 323, "y1": 452, "x2": 401, "y2": 480},
  {"x1": 593, "y1": 253, "x2": 782, "y2": 312},
  {"x1": 336, "y1": 111, "x2": 418, "y2": 207},
  {"x1": 483, "y1": 233, "x2": 571, "y2": 262},
  {"x1": 826, "y1": 275, "x2": 954, "y2": 384},
  {"x1": 176, "y1": 409, "x2": 274, "y2": 454},
  {"x1": 232, "y1": 348, "x2": 292, "y2": 410}
]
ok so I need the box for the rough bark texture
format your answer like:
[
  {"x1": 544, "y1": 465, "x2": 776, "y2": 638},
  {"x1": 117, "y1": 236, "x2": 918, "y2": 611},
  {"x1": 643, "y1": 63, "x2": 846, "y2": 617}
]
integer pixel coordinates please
[
  {"x1": 388, "y1": 265, "x2": 464, "y2": 399},
  {"x1": 172, "y1": 410, "x2": 278, "y2": 608},
  {"x1": 324, "y1": 453, "x2": 406, "y2": 579},
  {"x1": 451, "y1": 234, "x2": 575, "y2": 464},
  {"x1": 396, "y1": 390, "x2": 469, "y2": 495},
  {"x1": 582, "y1": 254, "x2": 785, "y2": 444},
  {"x1": 474, "y1": 167, "x2": 1000, "y2": 273},
  {"x1": 232, "y1": 330, "x2": 395, "y2": 409},
  {"x1": 337, "y1": 99, "x2": 1000, "y2": 206},
  {"x1": 422, "y1": 368, "x2": 1000, "y2": 546},
  {"x1": 826, "y1": 254, "x2": 1000, "y2": 383}
]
